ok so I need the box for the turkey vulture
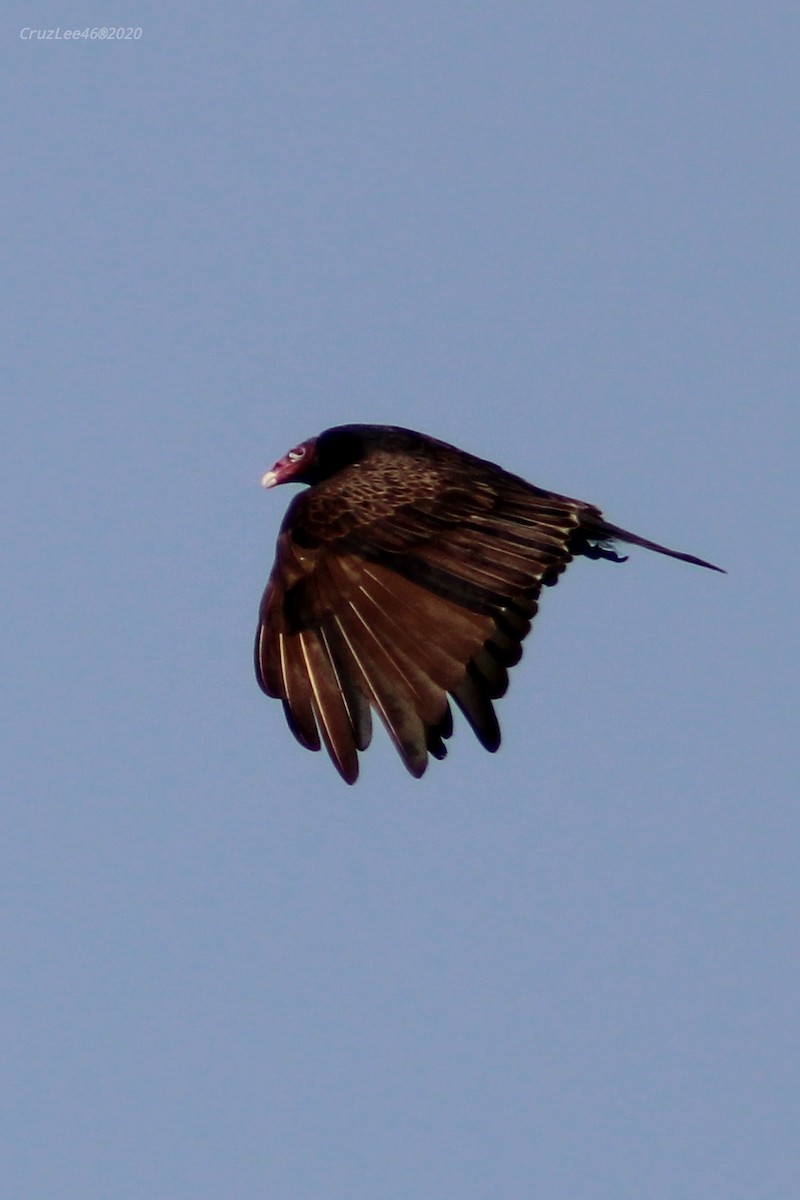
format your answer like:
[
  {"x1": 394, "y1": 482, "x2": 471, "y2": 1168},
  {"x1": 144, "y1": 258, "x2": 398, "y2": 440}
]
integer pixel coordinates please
[{"x1": 255, "y1": 424, "x2": 723, "y2": 783}]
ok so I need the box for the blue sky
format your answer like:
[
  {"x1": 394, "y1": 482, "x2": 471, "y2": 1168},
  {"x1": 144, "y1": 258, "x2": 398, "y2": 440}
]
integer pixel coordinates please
[{"x1": 3, "y1": 4, "x2": 798, "y2": 1197}]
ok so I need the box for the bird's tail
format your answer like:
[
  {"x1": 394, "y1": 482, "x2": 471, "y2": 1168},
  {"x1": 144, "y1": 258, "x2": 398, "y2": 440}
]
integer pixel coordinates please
[{"x1": 584, "y1": 519, "x2": 726, "y2": 573}]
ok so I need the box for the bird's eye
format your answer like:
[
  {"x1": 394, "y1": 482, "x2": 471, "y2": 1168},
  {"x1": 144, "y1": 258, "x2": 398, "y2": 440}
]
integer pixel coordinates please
[{"x1": 288, "y1": 446, "x2": 306, "y2": 463}]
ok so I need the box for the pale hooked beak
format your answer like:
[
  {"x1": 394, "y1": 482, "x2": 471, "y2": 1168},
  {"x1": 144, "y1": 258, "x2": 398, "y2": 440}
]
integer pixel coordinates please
[{"x1": 261, "y1": 469, "x2": 278, "y2": 488}]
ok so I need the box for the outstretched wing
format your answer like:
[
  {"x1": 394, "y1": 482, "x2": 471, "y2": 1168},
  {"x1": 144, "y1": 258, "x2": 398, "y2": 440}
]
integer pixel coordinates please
[{"x1": 255, "y1": 449, "x2": 595, "y2": 782}]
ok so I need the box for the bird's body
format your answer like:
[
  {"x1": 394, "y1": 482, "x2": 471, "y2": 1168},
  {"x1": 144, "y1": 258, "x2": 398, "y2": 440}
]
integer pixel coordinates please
[{"x1": 255, "y1": 424, "x2": 722, "y2": 782}]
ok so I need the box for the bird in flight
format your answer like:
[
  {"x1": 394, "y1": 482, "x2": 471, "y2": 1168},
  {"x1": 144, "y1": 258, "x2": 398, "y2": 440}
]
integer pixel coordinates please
[{"x1": 255, "y1": 424, "x2": 723, "y2": 783}]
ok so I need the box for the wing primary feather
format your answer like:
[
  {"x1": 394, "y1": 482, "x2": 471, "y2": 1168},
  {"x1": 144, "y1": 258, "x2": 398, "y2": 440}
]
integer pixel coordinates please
[
  {"x1": 357, "y1": 562, "x2": 492, "y2": 665},
  {"x1": 451, "y1": 665, "x2": 501, "y2": 752},
  {"x1": 426, "y1": 703, "x2": 454, "y2": 760},
  {"x1": 298, "y1": 630, "x2": 359, "y2": 784},
  {"x1": 344, "y1": 591, "x2": 450, "y2": 725},
  {"x1": 320, "y1": 620, "x2": 373, "y2": 752},
  {"x1": 470, "y1": 646, "x2": 510, "y2": 699},
  {"x1": 255, "y1": 602, "x2": 284, "y2": 696},
  {"x1": 327, "y1": 556, "x2": 471, "y2": 707},
  {"x1": 329, "y1": 612, "x2": 429, "y2": 778},
  {"x1": 278, "y1": 632, "x2": 321, "y2": 751},
  {"x1": 281, "y1": 698, "x2": 318, "y2": 750},
  {"x1": 317, "y1": 621, "x2": 372, "y2": 752}
]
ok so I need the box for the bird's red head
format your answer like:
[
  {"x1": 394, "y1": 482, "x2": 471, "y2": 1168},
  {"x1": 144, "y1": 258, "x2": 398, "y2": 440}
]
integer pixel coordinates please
[
  {"x1": 261, "y1": 426, "x2": 370, "y2": 489},
  {"x1": 261, "y1": 438, "x2": 318, "y2": 489}
]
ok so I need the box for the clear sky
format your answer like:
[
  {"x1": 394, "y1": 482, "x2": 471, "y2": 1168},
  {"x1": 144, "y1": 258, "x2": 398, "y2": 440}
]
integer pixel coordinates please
[{"x1": 3, "y1": 4, "x2": 798, "y2": 1198}]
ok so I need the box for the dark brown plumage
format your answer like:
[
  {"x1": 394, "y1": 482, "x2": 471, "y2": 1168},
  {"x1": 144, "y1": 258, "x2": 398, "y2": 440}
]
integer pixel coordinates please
[{"x1": 255, "y1": 424, "x2": 723, "y2": 783}]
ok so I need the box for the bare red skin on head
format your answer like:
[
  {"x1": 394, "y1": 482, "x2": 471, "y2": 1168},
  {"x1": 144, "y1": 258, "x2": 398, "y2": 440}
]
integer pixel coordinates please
[{"x1": 261, "y1": 438, "x2": 317, "y2": 488}]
